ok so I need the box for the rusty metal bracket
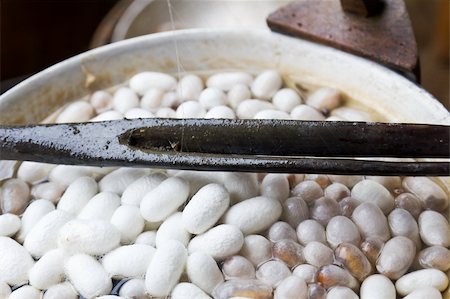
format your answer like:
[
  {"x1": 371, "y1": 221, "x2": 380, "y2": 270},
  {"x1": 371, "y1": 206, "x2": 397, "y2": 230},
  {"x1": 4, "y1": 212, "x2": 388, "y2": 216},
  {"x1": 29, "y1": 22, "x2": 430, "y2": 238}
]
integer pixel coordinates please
[{"x1": 267, "y1": 0, "x2": 420, "y2": 82}]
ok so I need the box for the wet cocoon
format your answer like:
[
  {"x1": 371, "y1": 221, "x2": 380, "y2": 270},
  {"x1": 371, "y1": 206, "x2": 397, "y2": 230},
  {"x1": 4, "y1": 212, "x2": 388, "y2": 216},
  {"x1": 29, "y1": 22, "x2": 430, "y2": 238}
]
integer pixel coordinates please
[
  {"x1": 145, "y1": 240, "x2": 187, "y2": 297},
  {"x1": 223, "y1": 196, "x2": 282, "y2": 234},
  {"x1": 182, "y1": 183, "x2": 230, "y2": 234},
  {"x1": 65, "y1": 254, "x2": 112, "y2": 298},
  {"x1": 140, "y1": 177, "x2": 190, "y2": 222}
]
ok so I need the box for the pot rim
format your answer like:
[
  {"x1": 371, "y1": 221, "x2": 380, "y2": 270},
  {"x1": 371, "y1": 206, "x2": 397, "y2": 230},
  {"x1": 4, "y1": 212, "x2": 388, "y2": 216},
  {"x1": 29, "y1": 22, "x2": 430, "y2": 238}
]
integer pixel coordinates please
[{"x1": 1, "y1": 28, "x2": 449, "y2": 124}]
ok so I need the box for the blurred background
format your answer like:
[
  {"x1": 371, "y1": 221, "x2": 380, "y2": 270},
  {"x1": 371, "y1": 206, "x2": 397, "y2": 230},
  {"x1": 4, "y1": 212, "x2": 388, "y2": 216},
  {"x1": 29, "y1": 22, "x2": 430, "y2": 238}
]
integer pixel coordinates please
[{"x1": 1, "y1": 0, "x2": 448, "y2": 109}]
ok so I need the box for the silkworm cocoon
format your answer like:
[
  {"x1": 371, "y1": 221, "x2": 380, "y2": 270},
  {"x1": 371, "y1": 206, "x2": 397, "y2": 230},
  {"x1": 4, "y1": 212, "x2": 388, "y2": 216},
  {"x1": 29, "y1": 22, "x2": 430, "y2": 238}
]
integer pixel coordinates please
[
  {"x1": 292, "y1": 264, "x2": 318, "y2": 283},
  {"x1": 0, "y1": 236, "x2": 34, "y2": 285},
  {"x1": 129, "y1": 72, "x2": 177, "y2": 95},
  {"x1": 251, "y1": 70, "x2": 282, "y2": 100},
  {"x1": 330, "y1": 107, "x2": 373, "y2": 122},
  {"x1": 326, "y1": 286, "x2": 358, "y2": 299},
  {"x1": 326, "y1": 215, "x2": 361, "y2": 249},
  {"x1": 205, "y1": 105, "x2": 236, "y2": 119},
  {"x1": 124, "y1": 108, "x2": 154, "y2": 119},
  {"x1": 145, "y1": 240, "x2": 187, "y2": 297},
  {"x1": 171, "y1": 283, "x2": 212, "y2": 299},
  {"x1": 256, "y1": 260, "x2": 291, "y2": 288},
  {"x1": 198, "y1": 87, "x2": 227, "y2": 109},
  {"x1": 31, "y1": 181, "x2": 65, "y2": 204},
  {"x1": 267, "y1": 221, "x2": 297, "y2": 242},
  {"x1": 224, "y1": 196, "x2": 282, "y2": 235},
  {"x1": 65, "y1": 254, "x2": 112, "y2": 298},
  {"x1": 43, "y1": 282, "x2": 77, "y2": 299},
  {"x1": 306, "y1": 87, "x2": 341, "y2": 111},
  {"x1": 395, "y1": 269, "x2": 449, "y2": 296},
  {"x1": 140, "y1": 88, "x2": 164, "y2": 110},
  {"x1": 236, "y1": 99, "x2": 274, "y2": 119},
  {"x1": 0, "y1": 281, "x2": 11, "y2": 299},
  {"x1": 303, "y1": 241, "x2": 334, "y2": 268},
  {"x1": 112, "y1": 87, "x2": 139, "y2": 114},
  {"x1": 222, "y1": 255, "x2": 255, "y2": 280},
  {"x1": 388, "y1": 208, "x2": 421, "y2": 249},
  {"x1": 8, "y1": 285, "x2": 41, "y2": 299},
  {"x1": 140, "y1": 177, "x2": 190, "y2": 222},
  {"x1": 176, "y1": 100, "x2": 206, "y2": 118},
  {"x1": 78, "y1": 192, "x2": 120, "y2": 221},
  {"x1": 239, "y1": 234, "x2": 272, "y2": 267},
  {"x1": 121, "y1": 173, "x2": 167, "y2": 206},
  {"x1": 418, "y1": 210, "x2": 450, "y2": 247},
  {"x1": 16, "y1": 199, "x2": 55, "y2": 243},
  {"x1": 351, "y1": 180, "x2": 394, "y2": 215},
  {"x1": 99, "y1": 168, "x2": 148, "y2": 195},
  {"x1": 0, "y1": 213, "x2": 20, "y2": 237},
  {"x1": 402, "y1": 177, "x2": 448, "y2": 212},
  {"x1": 90, "y1": 110, "x2": 123, "y2": 122},
  {"x1": 296, "y1": 219, "x2": 326, "y2": 245},
  {"x1": 48, "y1": 165, "x2": 93, "y2": 186},
  {"x1": 134, "y1": 230, "x2": 157, "y2": 247},
  {"x1": 111, "y1": 205, "x2": 145, "y2": 244},
  {"x1": 274, "y1": 276, "x2": 308, "y2": 299},
  {"x1": 102, "y1": 244, "x2": 155, "y2": 278},
  {"x1": 90, "y1": 90, "x2": 112, "y2": 113},
  {"x1": 260, "y1": 174, "x2": 290, "y2": 202},
  {"x1": 156, "y1": 212, "x2": 191, "y2": 247},
  {"x1": 272, "y1": 88, "x2": 302, "y2": 112},
  {"x1": 156, "y1": 107, "x2": 176, "y2": 118},
  {"x1": 291, "y1": 180, "x2": 323, "y2": 204},
  {"x1": 227, "y1": 84, "x2": 251, "y2": 109},
  {"x1": 29, "y1": 248, "x2": 70, "y2": 289},
  {"x1": 17, "y1": 161, "x2": 55, "y2": 184},
  {"x1": 118, "y1": 279, "x2": 146, "y2": 299},
  {"x1": 351, "y1": 202, "x2": 390, "y2": 242},
  {"x1": 212, "y1": 279, "x2": 273, "y2": 299},
  {"x1": 56, "y1": 100, "x2": 94, "y2": 123},
  {"x1": 57, "y1": 176, "x2": 98, "y2": 215},
  {"x1": 290, "y1": 105, "x2": 325, "y2": 120},
  {"x1": 365, "y1": 176, "x2": 401, "y2": 192},
  {"x1": 177, "y1": 74, "x2": 203, "y2": 101},
  {"x1": 58, "y1": 219, "x2": 120, "y2": 255},
  {"x1": 206, "y1": 72, "x2": 253, "y2": 91},
  {"x1": 360, "y1": 274, "x2": 395, "y2": 299},
  {"x1": 220, "y1": 172, "x2": 259, "y2": 204},
  {"x1": 254, "y1": 109, "x2": 292, "y2": 120},
  {"x1": 24, "y1": 210, "x2": 73, "y2": 258},
  {"x1": 186, "y1": 251, "x2": 224, "y2": 294},
  {"x1": 188, "y1": 224, "x2": 244, "y2": 260},
  {"x1": 403, "y1": 287, "x2": 444, "y2": 299},
  {"x1": 182, "y1": 183, "x2": 230, "y2": 234}
]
